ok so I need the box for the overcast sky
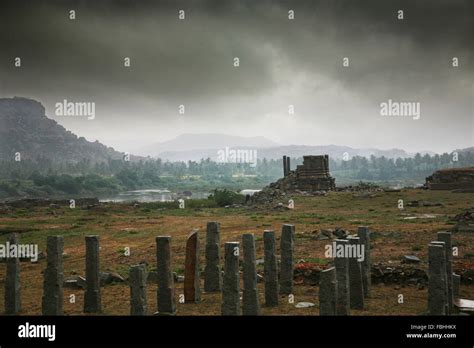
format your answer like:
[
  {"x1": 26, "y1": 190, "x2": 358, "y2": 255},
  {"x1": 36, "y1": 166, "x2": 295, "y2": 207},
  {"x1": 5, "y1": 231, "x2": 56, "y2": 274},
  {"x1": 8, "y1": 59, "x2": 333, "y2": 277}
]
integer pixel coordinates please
[{"x1": 0, "y1": 0, "x2": 472, "y2": 154}]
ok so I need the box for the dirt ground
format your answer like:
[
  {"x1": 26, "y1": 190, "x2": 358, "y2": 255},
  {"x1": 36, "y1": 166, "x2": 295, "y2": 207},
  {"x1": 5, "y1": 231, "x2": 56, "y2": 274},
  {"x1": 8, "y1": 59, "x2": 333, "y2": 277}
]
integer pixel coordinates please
[{"x1": 0, "y1": 189, "x2": 473, "y2": 315}]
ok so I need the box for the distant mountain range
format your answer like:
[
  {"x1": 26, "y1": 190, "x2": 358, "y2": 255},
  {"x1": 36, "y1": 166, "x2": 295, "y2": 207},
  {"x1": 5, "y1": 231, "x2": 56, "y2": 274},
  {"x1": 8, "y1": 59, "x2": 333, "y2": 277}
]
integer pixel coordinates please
[
  {"x1": 150, "y1": 144, "x2": 429, "y2": 162},
  {"x1": 456, "y1": 147, "x2": 474, "y2": 154},
  {"x1": 0, "y1": 97, "x2": 469, "y2": 164},
  {"x1": 135, "y1": 134, "x2": 438, "y2": 161},
  {"x1": 135, "y1": 133, "x2": 279, "y2": 155}
]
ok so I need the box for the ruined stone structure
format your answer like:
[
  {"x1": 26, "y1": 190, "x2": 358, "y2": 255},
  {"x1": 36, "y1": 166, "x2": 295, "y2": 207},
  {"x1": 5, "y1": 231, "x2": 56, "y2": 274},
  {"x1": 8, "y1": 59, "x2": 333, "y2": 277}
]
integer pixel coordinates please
[
  {"x1": 251, "y1": 154, "x2": 336, "y2": 205},
  {"x1": 294, "y1": 155, "x2": 335, "y2": 190},
  {"x1": 281, "y1": 155, "x2": 336, "y2": 191},
  {"x1": 426, "y1": 167, "x2": 474, "y2": 190}
]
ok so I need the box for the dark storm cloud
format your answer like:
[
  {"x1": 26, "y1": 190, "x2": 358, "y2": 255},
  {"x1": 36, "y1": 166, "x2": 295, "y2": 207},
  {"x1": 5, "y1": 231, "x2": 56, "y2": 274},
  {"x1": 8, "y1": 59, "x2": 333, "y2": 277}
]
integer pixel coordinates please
[
  {"x1": 0, "y1": 0, "x2": 472, "y2": 153},
  {"x1": 0, "y1": 0, "x2": 279, "y2": 99},
  {"x1": 0, "y1": 0, "x2": 471, "y2": 99}
]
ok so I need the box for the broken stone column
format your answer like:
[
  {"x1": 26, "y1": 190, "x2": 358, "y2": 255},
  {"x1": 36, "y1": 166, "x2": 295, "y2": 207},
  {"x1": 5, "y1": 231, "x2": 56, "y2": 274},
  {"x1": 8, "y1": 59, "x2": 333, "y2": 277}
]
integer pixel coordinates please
[
  {"x1": 204, "y1": 222, "x2": 222, "y2": 292},
  {"x1": 280, "y1": 224, "x2": 295, "y2": 295},
  {"x1": 221, "y1": 242, "x2": 241, "y2": 315},
  {"x1": 84, "y1": 235, "x2": 101, "y2": 313},
  {"x1": 156, "y1": 236, "x2": 176, "y2": 315},
  {"x1": 264, "y1": 230, "x2": 279, "y2": 306},
  {"x1": 42, "y1": 235, "x2": 64, "y2": 315},
  {"x1": 130, "y1": 264, "x2": 148, "y2": 315},
  {"x1": 319, "y1": 267, "x2": 337, "y2": 315},
  {"x1": 437, "y1": 232, "x2": 453, "y2": 314},
  {"x1": 453, "y1": 273, "x2": 460, "y2": 300},
  {"x1": 357, "y1": 226, "x2": 371, "y2": 297},
  {"x1": 184, "y1": 229, "x2": 200, "y2": 303},
  {"x1": 242, "y1": 234, "x2": 260, "y2": 316},
  {"x1": 334, "y1": 239, "x2": 350, "y2": 316},
  {"x1": 286, "y1": 156, "x2": 291, "y2": 174},
  {"x1": 5, "y1": 233, "x2": 21, "y2": 315},
  {"x1": 428, "y1": 242, "x2": 448, "y2": 315},
  {"x1": 348, "y1": 236, "x2": 364, "y2": 310}
]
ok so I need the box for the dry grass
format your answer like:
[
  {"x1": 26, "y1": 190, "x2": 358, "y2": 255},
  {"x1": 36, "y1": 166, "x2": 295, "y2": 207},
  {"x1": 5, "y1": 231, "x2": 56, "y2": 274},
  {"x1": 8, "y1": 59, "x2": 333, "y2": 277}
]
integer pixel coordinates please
[{"x1": 0, "y1": 189, "x2": 473, "y2": 315}]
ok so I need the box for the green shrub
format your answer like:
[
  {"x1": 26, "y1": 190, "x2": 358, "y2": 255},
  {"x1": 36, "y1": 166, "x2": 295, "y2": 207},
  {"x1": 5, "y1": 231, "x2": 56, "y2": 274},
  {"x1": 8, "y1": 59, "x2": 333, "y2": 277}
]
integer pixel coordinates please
[{"x1": 208, "y1": 189, "x2": 245, "y2": 207}]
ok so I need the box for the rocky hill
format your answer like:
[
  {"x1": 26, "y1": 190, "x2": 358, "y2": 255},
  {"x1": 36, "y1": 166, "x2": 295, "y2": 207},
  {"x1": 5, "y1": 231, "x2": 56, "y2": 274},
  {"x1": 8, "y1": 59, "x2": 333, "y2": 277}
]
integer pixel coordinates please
[{"x1": 0, "y1": 97, "x2": 126, "y2": 163}]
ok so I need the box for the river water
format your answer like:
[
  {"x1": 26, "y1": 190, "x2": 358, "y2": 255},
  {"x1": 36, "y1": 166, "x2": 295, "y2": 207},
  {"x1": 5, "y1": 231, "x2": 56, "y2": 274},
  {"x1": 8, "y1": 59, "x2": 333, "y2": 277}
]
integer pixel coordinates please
[{"x1": 99, "y1": 189, "x2": 210, "y2": 203}]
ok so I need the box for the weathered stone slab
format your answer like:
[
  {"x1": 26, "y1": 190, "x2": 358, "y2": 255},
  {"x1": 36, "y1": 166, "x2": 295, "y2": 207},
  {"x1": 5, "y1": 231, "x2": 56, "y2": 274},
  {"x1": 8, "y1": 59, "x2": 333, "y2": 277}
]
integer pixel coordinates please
[
  {"x1": 428, "y1": 242, "x2": 447, "y2": 315},
  {"x1": 84, "y1": 235, "x2": 101, "y2": 313},
  {"x1": 184, "y1": 230, "x2": 200, "y2": 303},
  {"x1": 130, "y1": 264, "x2": 148, "y2": 315},
  {"x1": 437, "y1": 232, "x2": 453, "y2": 314},
  {"x1": 5, "y1": 233, "x2": 21, "y2": 314},
  {"x1": 204, "y1": 222, "x2": 222, "y2": 292},
  {"x1": 357, "y1": 226, "x2": 371, "y2": 297},
  {"x1": 319, "y1": 267, "x2": 337, "y2": 315},
  {"x1": 334, "y1": 239, "x2": 350, "y2": 315},
  {"x1": 348, "y1": 236, "x2": 364, "y2": 310},
  {"x1": 454, "y1": 298, "x2": 474, "y2": 315},
  {"x1": 263, "y1": 230, "x2": 279, "y2": 307},
  {"x1": 221, "y1": 242, "x2": 241, "y2": 315},
  {"x1": 279, "y1": 224, "x2": 295, "y2": 295},
  {"x1": 156, "y1": 236, "x2": 176, "y2": 315},
  {"x1": 42, "y1": 236, "x2": 64, "y2": 315},
  {"x1": 242, "y1": 234, "x2": 259, "y2": 315}
]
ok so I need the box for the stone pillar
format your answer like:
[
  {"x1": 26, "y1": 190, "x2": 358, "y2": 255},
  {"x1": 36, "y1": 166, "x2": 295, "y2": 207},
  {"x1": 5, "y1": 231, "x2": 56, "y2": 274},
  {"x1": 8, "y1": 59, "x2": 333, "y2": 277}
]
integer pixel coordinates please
[
  {"x1": 357, "y1": 226, "x2": 371, "y2": 297},
  {"x1": 84, "y1": 235, "x2": 101, "y2": 313},
  {"x1": 279, "y1": 224, "x2": 295, "y2": 295},
  {"x1": 264, "y1": 230, "x2": 279, "y2": 306},
  {"x1": 319, "y1": 267, "x2": 337, "y2": 315},
  {"x1": 221, "y1": 242, "x2": 241, "y2": 315},
  {"x1": 4, "y1": 233, "x2": 21, "y2": 315},
  {"x1": 428, "y1": 242, "x2": 447, "y2": 315},
  {"x1": 204, "y1": 222, "x2": 222, "y2": 292},
  {"x1": 453, "y1": 273, "x2": 460, "y2": 300},
  {"x1": 184, "y1": 230, "x2": 200, "y2": 303},
  {"x1": 156, "y1": 236, "x2": 176, "y2": 315},
  {"x1": 437, "y1": 232, "x2": 453, "y2": 314},
  {"x1": 334, "y1": 239, "x2": 350, "y2": 316},
  {"x1": 283, "y1": 156, "x2": 288, "y2": 176},
  {"x1": 42, "y1": 235, "x2": 64, "y2": 315},
  {"x1": 286, "y1": 156, "x2": 291, "y2": 174},
  {"x1": 348, "y1": 236, "x2": 364, "y2": 310},
  {"x1": 242, "y1": 234, "x2": 260, "y2": 316},
  {"x1": 130, "y1": 264, "x2": 148, "y2": 315}
]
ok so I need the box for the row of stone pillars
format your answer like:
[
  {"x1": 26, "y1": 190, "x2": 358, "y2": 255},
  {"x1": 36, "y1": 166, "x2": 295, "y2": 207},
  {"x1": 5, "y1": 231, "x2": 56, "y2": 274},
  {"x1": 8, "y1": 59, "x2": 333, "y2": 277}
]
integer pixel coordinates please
[
  {"x1": 319, "y1": 226, "x2": 372, "y2": 315},
  {"x1": 4, "y1": 233, "x2": 100, "y2": 315},
  {"x1": 428, "y1": 231, "x2": 460, "y2": 315},
  {"x1": 282, "y1": 155, "x2": 291, "y2": 177},
  {"x1": 4, "y1": 224, "x2": 364, "y2": 316},
  {"x1": 4, "y1": 222, "x2": 295, "y2": 316},
  {"x1": 132, "y1": 222, "x2": 296, "y2": 316},
  {"x1": 5, "y1": 226, "x2": 459, "y2": 316},
  {"x1": 5, "y1": 222, "x2": 295, "y2": 315},
  {"x1": 216, "y1": 224, "x2": 296, "y2": 315}
]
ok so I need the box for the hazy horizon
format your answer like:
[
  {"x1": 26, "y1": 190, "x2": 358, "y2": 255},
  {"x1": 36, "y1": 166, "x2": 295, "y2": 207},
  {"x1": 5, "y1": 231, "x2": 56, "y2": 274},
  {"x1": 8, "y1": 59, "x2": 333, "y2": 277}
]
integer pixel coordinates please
[{"x1": 1, "y1": 0, "x2": 472, "y2": 154}]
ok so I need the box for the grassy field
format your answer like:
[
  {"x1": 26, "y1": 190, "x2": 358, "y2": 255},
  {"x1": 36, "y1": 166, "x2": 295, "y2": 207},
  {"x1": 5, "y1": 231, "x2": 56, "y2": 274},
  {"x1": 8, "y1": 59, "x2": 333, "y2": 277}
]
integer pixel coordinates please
[{"x1": 0, "y1": 189, "x2": 473, "y2": 315}]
